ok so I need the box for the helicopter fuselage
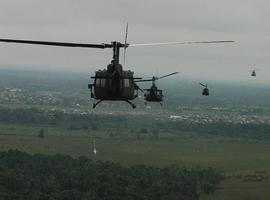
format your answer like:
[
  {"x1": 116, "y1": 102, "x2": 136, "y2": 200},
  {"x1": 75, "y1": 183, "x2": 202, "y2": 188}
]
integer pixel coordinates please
[
  {"x1": 202, "y1": 88, "x2": 209, "y2": 96},
  {"x1": 144, "y1": 85, "x2": 163, "y2": 102},
  {"x1": 89, "y1": 63, "x2": 139, "y2": 101}
]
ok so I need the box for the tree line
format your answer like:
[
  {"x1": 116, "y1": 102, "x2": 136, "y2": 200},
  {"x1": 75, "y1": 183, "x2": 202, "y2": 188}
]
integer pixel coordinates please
[
  {"x1": 0, "y1": 107, "x2": 125, "y2": 128},
  {"x1": 0, "y1": 150, "x2": 222, "y2": 200},
  {"x1": 1, "y1": 107, "x2": 270, "y2": 141},
  {"x1": 163, "y1": 121, "x2": 270, "y2": 141}
]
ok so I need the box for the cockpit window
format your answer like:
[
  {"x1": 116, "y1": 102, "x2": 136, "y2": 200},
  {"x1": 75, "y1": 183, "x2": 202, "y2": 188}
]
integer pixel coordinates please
[
  {"x1": 96, "y1": 78, "x2": 106, "y2": 87},
  {"x1": 124, "y1": 79, "x2": 130, "y2": 87}
]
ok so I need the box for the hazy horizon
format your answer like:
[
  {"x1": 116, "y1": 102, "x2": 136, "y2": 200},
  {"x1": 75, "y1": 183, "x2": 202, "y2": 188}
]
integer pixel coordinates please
[{"x1": 0, "y1": 64, "x2": 269, "y2": 86}]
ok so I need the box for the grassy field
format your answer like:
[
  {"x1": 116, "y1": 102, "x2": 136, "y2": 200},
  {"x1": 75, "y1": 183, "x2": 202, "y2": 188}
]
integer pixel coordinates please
[
  {"x1": 201, "y1": 179, "x2": 270, "y2": 200},
  {"x1": 0, "y1": 123, "x2": 270, "y2": 200}
]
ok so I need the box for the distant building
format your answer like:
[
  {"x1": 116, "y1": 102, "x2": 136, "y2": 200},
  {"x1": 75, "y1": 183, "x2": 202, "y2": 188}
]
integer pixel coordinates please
[{"x1": 169, "y1": 115, "x2": 182, "y2": 120}]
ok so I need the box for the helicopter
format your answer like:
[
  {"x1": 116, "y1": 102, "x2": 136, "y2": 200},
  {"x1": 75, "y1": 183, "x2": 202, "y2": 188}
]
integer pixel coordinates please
[
  {"x1": 136, "y1": 72, "x2": 179, "y2": 105},
  {"x1": 199, "y1": 83, "x2": 209, "y2": 96},
  {"x1": 250, "y1": 69, "x2": 257, "y2": 77},
  {"x1": 0, "y1": 24, "x2": 234, "y2": 108}
]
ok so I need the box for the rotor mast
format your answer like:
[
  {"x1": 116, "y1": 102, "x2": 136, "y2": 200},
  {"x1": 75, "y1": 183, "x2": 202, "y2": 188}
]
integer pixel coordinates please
[{"x1": 111, "y1": 41, "x2": 126, "y2": 65}]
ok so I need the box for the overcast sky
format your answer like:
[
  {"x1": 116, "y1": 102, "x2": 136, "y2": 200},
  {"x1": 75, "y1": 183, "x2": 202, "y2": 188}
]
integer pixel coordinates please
[{"x1": 0, "y1": 0, "x2": 269, "y2": 82}]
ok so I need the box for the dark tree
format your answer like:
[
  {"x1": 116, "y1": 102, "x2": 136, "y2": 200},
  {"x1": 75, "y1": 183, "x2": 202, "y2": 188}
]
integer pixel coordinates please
[
  {"x1": 0, "y1": 150, "x2": 223, "y2": 200},
  {"x1": 140, "y1": 128, "x2": 148, "y2": 134}
]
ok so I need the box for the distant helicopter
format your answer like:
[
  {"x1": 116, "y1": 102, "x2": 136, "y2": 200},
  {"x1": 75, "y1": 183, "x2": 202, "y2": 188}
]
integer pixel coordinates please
[
  {"x1": 250, "y1": 69, "x2": 257, "y2": 77},
  {"x1": 136, "y1": 72, "x2": 179, "y2": 105},
  {"x1": 199, "y1": 83, "x2": 209, "y2": 96},
  {"x1": 0, "y1": 24, "x2": 234, "y2": 108}
]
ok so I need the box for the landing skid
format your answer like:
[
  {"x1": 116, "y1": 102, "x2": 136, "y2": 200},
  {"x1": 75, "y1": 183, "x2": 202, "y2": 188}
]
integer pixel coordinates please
[
  {"x1": 92, "y1": 100, "x2": 136, "y2": 109},
  {"x1": 125, "y1": 100, "x2": 136, "y2": 109},
  {"x1": 93, "y1": 100, "x2": 103, "y2": 108}
]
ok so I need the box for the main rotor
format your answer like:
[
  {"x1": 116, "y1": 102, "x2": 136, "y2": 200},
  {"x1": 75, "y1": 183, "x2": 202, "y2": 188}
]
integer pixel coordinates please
[
  {"x1": 0, "y1": 38, "x2": 130, "y2": 65},
  {"x1": 0, "y1": 37, "x2": 234, "y2": 66}
]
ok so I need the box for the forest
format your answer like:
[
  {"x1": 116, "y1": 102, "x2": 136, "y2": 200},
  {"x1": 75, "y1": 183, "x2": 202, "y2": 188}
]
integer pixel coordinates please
[{"x1": 0, "y1": 150, "x2": 222, "y2": 200}]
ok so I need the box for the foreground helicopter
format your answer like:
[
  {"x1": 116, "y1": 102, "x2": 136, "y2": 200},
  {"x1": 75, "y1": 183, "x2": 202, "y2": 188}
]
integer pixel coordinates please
[
  {"x1": 0, "y1": 24, "x2": 234, "y2": 108},
  {"x1": 136, "y1": 72, "x2": 179, "y2": 105},
  {"x1": 199, "y1": 83, "x2": 209, "y2": 96}
]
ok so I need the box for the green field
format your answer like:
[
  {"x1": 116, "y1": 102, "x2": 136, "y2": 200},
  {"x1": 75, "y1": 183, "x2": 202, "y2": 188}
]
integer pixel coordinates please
[{"x1": 0, "y1": 123, "x2": 270, "y2": 200}]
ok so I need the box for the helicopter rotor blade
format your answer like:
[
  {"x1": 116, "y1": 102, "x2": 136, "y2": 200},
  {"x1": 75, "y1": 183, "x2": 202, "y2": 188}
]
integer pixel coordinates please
[
  {"x1": 137, "y1": 86, "x2": 145, "y2": 93},
  {"x1": 135, "y1": 79, "x2": 153, "y2": 83},
  {"x1": 136, "y1": 72, "x2": 178, "y2": 82},
  {"x1": 134, "y1": 83, "x2": 145, "y2": 93},
  {"x1": 0, "y1": 38, "x2": 111, "y2": 49},
  {"x1": 0, "y1": 38, "x2": 234, "y2": 49},
  {"x1": 124, "y1": 23, "x2": 129, "y2": 67},
  {"x1": 91, "y1": 76, "x2": 142, "y2": 80},
  {"x1": 157, "y1": 72, "x2": 179, "y2": 80},
  {"x1": 129, "y1": 40, "x2": 234, "y2": 47},
  {"x1": 199, "y1": 83, "x2": 207, "y2": 87}
]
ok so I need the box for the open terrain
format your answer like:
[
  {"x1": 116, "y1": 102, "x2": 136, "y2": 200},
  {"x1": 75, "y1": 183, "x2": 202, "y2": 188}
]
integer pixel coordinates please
[
  {"x1": 0, "y1": 69, "x2": 270, "y2": 199},
  {"x1": 0, "y1": 122, "x2": 270, "y2": 200}
]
